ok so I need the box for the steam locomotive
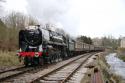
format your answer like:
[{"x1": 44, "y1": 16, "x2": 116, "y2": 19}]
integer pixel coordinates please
[{"x1": 18, "y1": 25, "x2": 103, "y2": 66}]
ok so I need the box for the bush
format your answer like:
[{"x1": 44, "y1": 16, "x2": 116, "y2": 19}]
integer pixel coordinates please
[{"x1": 118, "y1": 55, "x2": 125, "y2": 61}]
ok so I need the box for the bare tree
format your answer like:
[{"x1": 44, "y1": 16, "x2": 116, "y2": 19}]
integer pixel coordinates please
[
  {"x1": 2, "y1": 12, "x2": 26, "y2": 29},
  {"x1": 28, "y1": 16, "x2": 38, "y2": 26},
  {"x1": 1, "y1": 12, "x2": 39, "y2": 51},
  {"x1": 2, "y1": 12, "x2": 39, "y2": 29}
]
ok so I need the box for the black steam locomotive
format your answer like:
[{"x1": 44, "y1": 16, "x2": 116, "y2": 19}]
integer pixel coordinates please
[{"x1": 18, "y1": 25, "x2": 103, "y2": 66}]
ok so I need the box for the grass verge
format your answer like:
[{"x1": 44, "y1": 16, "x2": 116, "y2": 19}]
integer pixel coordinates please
[{"x1": 0, "y1": 51, "x2": 21, "y2": 66}]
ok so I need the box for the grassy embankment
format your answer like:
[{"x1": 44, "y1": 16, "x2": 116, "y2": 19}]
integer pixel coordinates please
[
  {"x1": 117, "y1": 48, "x2": 125, "y2": 61},
  {"x1": 0, "y1": 19, "x2": 20, "y2": 66},
  {"x1": 0, "y1": 51, "x2": 21, "y2": 66},
  {"x1": 98, "y1": 52, "x2": 123, "y2": 83},
  {"x1": 81, "y1": 52, "x2": 124, "y2": 83}
]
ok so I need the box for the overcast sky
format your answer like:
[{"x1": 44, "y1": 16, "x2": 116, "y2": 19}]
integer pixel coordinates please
[{"x1": 2, "y1": 0, "x2": 125, "y2": 38}]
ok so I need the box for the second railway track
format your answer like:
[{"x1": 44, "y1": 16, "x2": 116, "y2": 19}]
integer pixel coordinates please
[{"x1": 0, "y1": 66, "x2": 43, "y2": 82}]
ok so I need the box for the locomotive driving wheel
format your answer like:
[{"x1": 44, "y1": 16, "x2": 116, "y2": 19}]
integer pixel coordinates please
[
  {"x1": 57, "y1": 51, "x2": 62, "y2": 62},
  {"x1": 39, "y1": 56, "x2": 44, "y2": 66},
  {"x1": 31, "y1": 57, "x2": 39, "y2": 66},
  {"x1": 24, "y1": 57, "x2": 29, "y2": 67}
]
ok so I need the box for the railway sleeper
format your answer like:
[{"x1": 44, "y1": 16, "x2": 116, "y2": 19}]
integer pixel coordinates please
[
  {"x1": 43, "y1": 77, "x2": 65, "y2": 81},
  {"x1": 40, "y1": 80, "x2": 59, "y2": 83}
]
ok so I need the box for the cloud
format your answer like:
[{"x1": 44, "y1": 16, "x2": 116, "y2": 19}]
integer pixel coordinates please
[{"x1": 77, "y1": 0, "x2": 125, "y2": 38}]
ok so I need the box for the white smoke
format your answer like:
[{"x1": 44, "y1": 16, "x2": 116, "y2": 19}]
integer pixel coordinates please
[
  {"x1": 26, "y1": 0, "x2": 79, "y2": 36},
  {"x1": 26, "y1": 0, "x2": 69, "y2": 22}
]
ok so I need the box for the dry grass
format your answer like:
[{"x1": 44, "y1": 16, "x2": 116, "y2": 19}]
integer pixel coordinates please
[
  {"x1": 111, "y1": 74, "x2": 125, "y2": 83},
  {"x1": 0, "y1": 51, "x2": 21, "y2": 66}
]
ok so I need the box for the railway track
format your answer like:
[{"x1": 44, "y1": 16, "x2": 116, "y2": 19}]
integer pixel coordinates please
[
  {"x1": 0, "y1": 66, "x2": 25, "y2": 75},
  {"x1": 0, "y1": 52, "x2": 98, "y2": 83},
  {"x1": 0, "y1": 66, "x2": 38, "y2": 82},
  {"x1": 0, "y1": 64, "x2": 54, "y2": 82},
  {"x1": 31, "y1": 53, "x2": 96, "y2": 83}
]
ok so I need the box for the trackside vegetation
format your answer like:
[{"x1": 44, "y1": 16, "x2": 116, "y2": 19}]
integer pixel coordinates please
[
  {"x1": 117, "y1": 48, "x2": 125, "y2": 61},
  {"x1": 0, "y1": 51, "x2": 21, "y2": 66}
]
